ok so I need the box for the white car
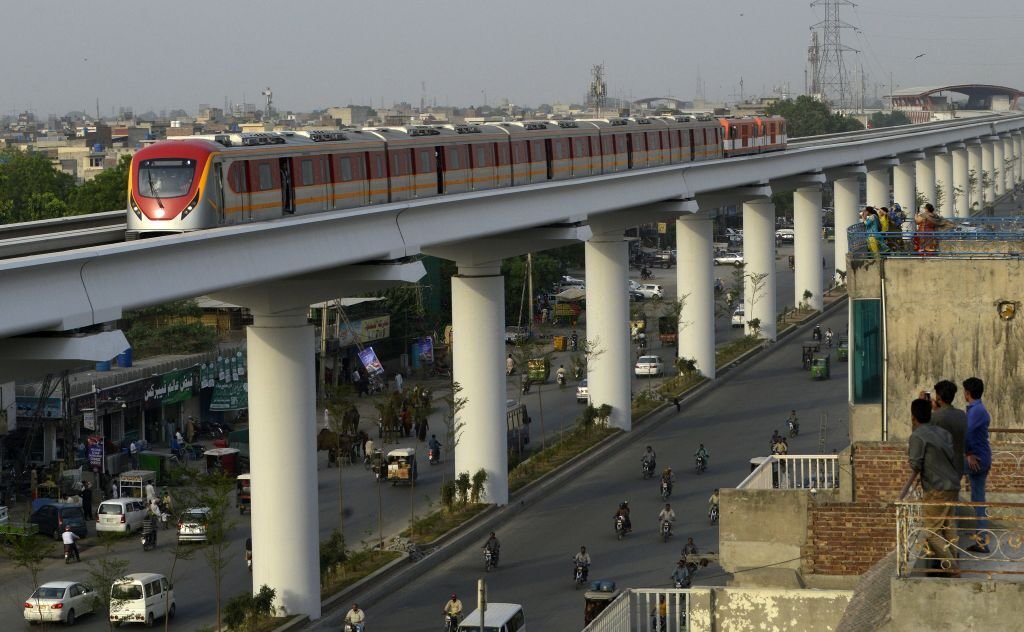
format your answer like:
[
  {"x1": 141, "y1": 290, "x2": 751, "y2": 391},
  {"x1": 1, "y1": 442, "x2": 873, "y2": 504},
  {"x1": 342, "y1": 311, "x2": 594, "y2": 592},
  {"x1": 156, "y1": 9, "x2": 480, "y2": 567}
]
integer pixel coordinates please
[
  {"x1": 177, "y1": 507, "x2": 211, "y2": 543},
  {"x1": 714, "y1": 252, "x2": 744, "y2": 265},
  {"x1": 637, "y1": 284, "x2": 663, "y2": 299},
  {"x1": 96, "y1": 498, "x2": 149, "y2": 533},
  {"x1": 775, "y1": 228, "x2": 795, "y2": 242},
  {"x1": 24, "y1": 581, "x2": 95, "y2": 625},
  {"x1": 634, "y1": 355, "x2": 664, "y2": 377},
  {"x1": 627, "y1": 280, "x2": 641, "y2": 292},
  {"x1": 576, "y1": 379, "x2": 589, "y2": 404},
  {"x1": 731, "y1": 307, "x2": 745, "y2": 328}
]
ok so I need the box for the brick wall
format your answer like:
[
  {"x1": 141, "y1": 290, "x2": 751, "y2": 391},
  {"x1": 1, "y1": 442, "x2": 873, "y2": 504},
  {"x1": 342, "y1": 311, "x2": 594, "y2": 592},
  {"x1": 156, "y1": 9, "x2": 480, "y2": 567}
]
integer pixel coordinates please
[
  {"x1": 803, "y1": 502, "x2": 896, "y2": 576},
  {"x1": 852, "y1": 442, "x2": 912, "y2": 502},
  {"x1": 988, "y1": 441, "x2": 1024, "y2": 493}
]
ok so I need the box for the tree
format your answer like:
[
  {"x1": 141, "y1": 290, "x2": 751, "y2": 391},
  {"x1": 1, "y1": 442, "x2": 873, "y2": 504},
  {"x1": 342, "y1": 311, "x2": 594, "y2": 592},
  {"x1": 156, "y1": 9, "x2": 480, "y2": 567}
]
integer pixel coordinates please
[
  {"x1": 69, "y1": 154, "x2": 131, "y2": 214},
  {"x1": 868, "y1": 110, "x2": 911, "y2": 129},
  {"x1": 745, "y1": 270, "x2": 770, "y2": 338},
  {"x1": 0, "y1": 148, "x2": 76, "y2": 224},
  {"x1": 324, "y1": 384, "x2": 358, "y2": 543},
  {"x1": 83, "y1": 534, "x2": 130, "y2": 632},
  {"x1": 224, "y1": 584, "x2": 276, "y2": 632},
  {"x1": 123, "y1": 300, "x2": 218, "y2": 357},
  {"x1": 3, "y1": 527, "x2": 55, "y2": 607},
  {"x1": 192, "y1": 471, "x2": 238, "y2": 629},
  {"x1": 764, "y1": 96, "x2": 863, "y2": 138}
]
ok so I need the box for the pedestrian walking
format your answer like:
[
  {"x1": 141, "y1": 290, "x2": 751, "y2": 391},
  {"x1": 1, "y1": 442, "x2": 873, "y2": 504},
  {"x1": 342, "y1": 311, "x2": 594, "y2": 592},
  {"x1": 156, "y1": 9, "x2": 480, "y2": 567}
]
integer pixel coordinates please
[{"x1": 81, "y1": 481, "x2": 93, "y2": 520}]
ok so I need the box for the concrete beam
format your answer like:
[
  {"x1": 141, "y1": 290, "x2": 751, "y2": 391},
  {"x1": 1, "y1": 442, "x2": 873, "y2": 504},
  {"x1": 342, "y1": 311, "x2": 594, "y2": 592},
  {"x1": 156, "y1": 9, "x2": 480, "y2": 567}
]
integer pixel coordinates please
[
  {"x1": 424, "y1": 225, "x2": 591, "y2": 264},
  {"x1": 696, "y1": 184, "x2": 773, "y2": 210},
  {"x1": 824, "y1": 164, "x2": 866, "y2": 181},
  {"x1": 0, "y1": 331, "x2": 130, "y2": 383},
  {"x1": 770, "y1": 172, "x2": 827, "y2": 195}
]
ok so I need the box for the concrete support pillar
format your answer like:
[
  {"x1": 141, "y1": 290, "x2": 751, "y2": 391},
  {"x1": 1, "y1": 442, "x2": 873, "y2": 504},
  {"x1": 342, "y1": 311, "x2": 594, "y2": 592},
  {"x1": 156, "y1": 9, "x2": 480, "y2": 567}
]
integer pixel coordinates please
[
  {"x1": 982, "y1": 140, "x2": 995, "y2": 205},
  {"x1": 833, "y1": 177, "x2": 860, "y2": 283},
  {"x1": 915, "y1": 155, "x2": 935, "y2": 209},
  {"x1": 866, "y1": 167, "x2": 889, "y2": 209},
  {"x1": 893, "y1": 163, "x2": 916, "y2": 215},
  {"x1": 1015, "y1": 133, "x2": 1023, "y2": 185},
  {"x1": 248, "y1": 309, "x2": 320, "y2": 619},
  {"x1": 934, "y1": 152, "x2": 954, "y2": 217},
  {"x1": 741, "y1": 198, "x2": 777, "y2": 340},
  {"x1": 1002, "y1": 136, "x2": 1014, "y2": 193},
  {"x1": 451, "y1": 265, "x2": 508, "y2": 505},
  {"x1": 951, "y1": 145, "x2": 969, "y2": 217},
  {"x1": 676, "y1": 215, "x2": 716, "y2": 379},
  {"x1": 967, "y1": 141, "x2": 983, "y2": 213},
  {"x1": 993, "y1": 139, "x2": 1005, "y2": 197},
  {"x1": 585, "y1": 237, "x2": 632, "y2": 430},
  {"x1": 793, "y1": 186, "x2": 823, "y2": 311}
]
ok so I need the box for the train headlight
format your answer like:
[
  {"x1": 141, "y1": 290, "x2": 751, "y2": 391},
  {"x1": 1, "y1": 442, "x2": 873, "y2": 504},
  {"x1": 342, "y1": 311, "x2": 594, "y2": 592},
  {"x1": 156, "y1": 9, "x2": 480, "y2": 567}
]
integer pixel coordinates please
[
  {"x1": 180, "y1": 191, "x2": 201, "y2": 220},
  {"x1": 129, "y1": 194, "x2": 143, "y2": 220}
]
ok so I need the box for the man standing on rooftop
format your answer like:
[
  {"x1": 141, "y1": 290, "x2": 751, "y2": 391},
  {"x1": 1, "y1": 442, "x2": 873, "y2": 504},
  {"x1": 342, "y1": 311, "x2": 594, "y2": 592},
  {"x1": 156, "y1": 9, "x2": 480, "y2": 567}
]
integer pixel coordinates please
[
  {"x1": 908, "y1": 398, "x2": 960, "y2": 576},
  {"x1": 962, "y1": 376, "x2": 992, "y2": 553}
]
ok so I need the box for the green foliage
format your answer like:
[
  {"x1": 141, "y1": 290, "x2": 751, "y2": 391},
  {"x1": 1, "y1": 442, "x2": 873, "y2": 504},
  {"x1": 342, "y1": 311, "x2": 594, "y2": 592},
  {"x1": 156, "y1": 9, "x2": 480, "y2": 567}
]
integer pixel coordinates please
[
  {"x1": 224, "y1": 584, "x2": 277, "y2": 631},
  {"x1": 455, "y1": 471, "x2": 471, "y2": 504},
  {"x1": 0, "y1": 148, "x2": 76, "y2": 223},
  {"x1": 868, "y1": 110, "x2": 911, "y2": 129},
  {"x1": 123, "y1": 300, "x2": 218, "y2": 356},
  {"x1": 84, "y1": 551, "x2": 130, "y2": 630},
  {"x1": 2, "y1": 526, "x2": 56, "y2": 593},
  {"x1": 765, "y1": 96, "x2": 863, "y2": 138},
  {"x1": 319, "y1": 528, "x2": 348, "y2": 585},
  {"x1": 470, "y1": 468, "x2": 488, "y2": 503},
  {"x1": 440, "y1": 480, "x2": 457, "y2": 511},
  {"x1": 502, "y1": 253, "x2": 564, "y2": 322},
  {"x1": 69, "y1": 154, "x2": 131, "y2": 214}
]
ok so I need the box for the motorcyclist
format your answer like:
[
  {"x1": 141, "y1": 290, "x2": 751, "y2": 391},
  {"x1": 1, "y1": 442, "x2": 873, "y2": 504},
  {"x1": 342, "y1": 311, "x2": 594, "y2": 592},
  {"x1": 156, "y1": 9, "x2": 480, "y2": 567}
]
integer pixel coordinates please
[
  {"x1": 641, "y1": 446, "x2": 657, "y2": 474},
  {"x1": 483, "y1": 531, "x2": 501, "y2": 565},
  {"x1": 245, "y1": 537, "x2": 253, "y2": 570},
  {"x1": 812, "y1": 324, "x2": 822, "y2": 342},
  {"x1": 428, "y1": 434, "x2": 442, "y2": 462},
  {"x1": 682, "y1": 537, "x2": 698, "y2": 556},
  {"x1": 787, "y1": 410, "x2": 799, "y2": 435},
  {"x1": 772, "y1": 437, "x2": 789, "y2": 455},
  {"x1": 506, "y1": 354, "x2": 515, "y2": 376},
  {"x1": 443, "y1": 593, "x2": 463, "y2": 627},
  {"x1": 344, "y1": 603, "x2": 366, "y2": 631},
  {"x1": 61, "y1": 525, "x2": 80, "y2": 562},
  {"x1": 771, "y1": 429, "x2": 783, "y2": 448},
  {"x1": 708, "y1": 489, "x2": 720, "y2": 518},
  {"x1": 556, "y1": 364, "x2": 567, "y2": 385},
  {"x1": 141, "y1": 510, "x2": 158, "y2": 549},
  {"x1": 660, "y1": 467, "x2": 674, "y2": 495},
  {"x1": 658, "y1": 503, "x2": 676, "y2": 530},
  {"x1": 614, "y1": 501, "x2": 632, "y2": 533},
  {"x1": 569, "y1": 330, "x2": 579, "y2": 352},
  {"x1": 695, "y1": 444, "x2": 710, "y2": 469},
  {"x1": 671, "y1": 560, "x2": 692, "y2": 588},
  {"x1": 573, "y1": 546, "x2": 592, "y2": 580},
  {"x1": 824, "y1": 328, "x2": 834, "y2": 347}
]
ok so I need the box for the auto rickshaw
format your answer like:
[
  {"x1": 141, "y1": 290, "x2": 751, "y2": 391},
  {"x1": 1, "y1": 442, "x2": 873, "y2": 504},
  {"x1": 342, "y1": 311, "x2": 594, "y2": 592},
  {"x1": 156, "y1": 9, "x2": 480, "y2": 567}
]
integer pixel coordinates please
[
  {"x1": 204, "y1": 447, "x2": 240, "y2": 475},
  {"x1": 801, "y1": 342, "x2": 819, "y2": 370},
  {"x1": 837, "y1": 335, "x2": 849, "y2": 362},
  {"x1": 527, "y1": 358, "x2": 550, "y2": 383},
  {"x1": 236, "y1": 473, "x2": 251, "y2": 514},
  {"x1": 811, "y1": 354, "x2": 831, "y2": 380},
  {"x1": 385, "y1": 448, "x2": 418, "y2": 485},
  {"x1": 583, "y1": 580, "x2": 619, "y2": 625}
]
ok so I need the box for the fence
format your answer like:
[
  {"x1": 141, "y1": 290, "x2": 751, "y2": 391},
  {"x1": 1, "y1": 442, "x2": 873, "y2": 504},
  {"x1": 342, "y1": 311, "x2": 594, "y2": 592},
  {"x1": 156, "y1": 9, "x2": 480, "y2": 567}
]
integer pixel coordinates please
[
  {"x1": 582, "y1": 589, "x2": 692, "y2": 632},
  {"x1": 895, "y1": 473, "x2": 1024, "y2": 578},
  {"x1": 736, "y1": 454, "x2": 840, "y2": 490},
  {"x1": 847, "y1": 216, "x2": 1024, "y2": 260}
]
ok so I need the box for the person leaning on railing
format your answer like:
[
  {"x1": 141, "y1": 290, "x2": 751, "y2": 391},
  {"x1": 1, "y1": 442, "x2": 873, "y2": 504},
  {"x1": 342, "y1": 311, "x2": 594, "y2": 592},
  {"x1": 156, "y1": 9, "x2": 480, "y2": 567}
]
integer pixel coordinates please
[{"x1": 908, "y1": 398, "x2": 961, "y2": 577}]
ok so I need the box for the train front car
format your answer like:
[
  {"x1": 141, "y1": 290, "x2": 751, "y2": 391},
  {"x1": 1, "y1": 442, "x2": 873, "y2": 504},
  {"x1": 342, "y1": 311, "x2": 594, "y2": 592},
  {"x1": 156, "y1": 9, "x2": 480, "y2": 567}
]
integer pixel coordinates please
[{"x1": 127, "y1": 140, "x2": 219, "y2": 239}]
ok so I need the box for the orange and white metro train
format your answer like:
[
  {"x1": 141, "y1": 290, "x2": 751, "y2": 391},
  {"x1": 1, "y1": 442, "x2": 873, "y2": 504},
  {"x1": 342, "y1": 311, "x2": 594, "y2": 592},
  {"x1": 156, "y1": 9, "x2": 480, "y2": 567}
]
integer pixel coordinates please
[{"x1": 126, "y1": 115, "x2": 786, "y2": 239}]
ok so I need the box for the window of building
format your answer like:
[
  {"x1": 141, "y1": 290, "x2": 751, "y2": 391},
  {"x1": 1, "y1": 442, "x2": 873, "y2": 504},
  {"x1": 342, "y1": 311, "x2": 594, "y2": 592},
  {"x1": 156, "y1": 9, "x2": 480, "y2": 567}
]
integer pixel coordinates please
[{"x1": 852, "y1": 299, "x2": 883, "y2": 403}]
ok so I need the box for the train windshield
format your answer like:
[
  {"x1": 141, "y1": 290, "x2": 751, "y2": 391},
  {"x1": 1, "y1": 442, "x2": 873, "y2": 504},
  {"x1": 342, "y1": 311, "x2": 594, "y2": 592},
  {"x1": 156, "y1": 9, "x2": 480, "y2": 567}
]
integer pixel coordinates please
[{"x1": 137, "y1": 158, "x2": 196, "y2": 198}]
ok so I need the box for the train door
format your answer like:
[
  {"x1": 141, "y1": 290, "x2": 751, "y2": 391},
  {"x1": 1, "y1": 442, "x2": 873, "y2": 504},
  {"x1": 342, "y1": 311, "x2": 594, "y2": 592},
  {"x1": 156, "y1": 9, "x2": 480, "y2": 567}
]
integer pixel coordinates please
[
  {"x1": 433, "y1": 146, "x2": 444, "y2": 195},
  {"x1": 626, "y1": 134, "x2": 634, "y2": 169},
  {"x1": 279, "y1": 158, "x2": 294, "y2": 214},
  {"x1": 544, "y1": 139, "x2": 554, "y2": 179},
  {"x1": 212, "y1": 163, "x2": 226, "y2": 225}
]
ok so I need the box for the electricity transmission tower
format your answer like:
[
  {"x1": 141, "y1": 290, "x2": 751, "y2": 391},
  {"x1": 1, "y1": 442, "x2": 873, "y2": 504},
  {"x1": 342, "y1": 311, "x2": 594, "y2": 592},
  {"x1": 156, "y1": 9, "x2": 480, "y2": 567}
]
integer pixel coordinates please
[
  {"x1": 587, "y1": 64, "x2": 608, "y2": 116},
  {"x1": 810, "y1": 0, "x2": 858, "y2": 108}
]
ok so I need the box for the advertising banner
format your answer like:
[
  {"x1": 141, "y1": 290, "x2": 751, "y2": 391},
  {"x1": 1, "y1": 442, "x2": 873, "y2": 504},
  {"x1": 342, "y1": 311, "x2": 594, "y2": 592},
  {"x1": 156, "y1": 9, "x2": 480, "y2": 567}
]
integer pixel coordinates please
[
  {"x1": 337, "y1": 315, "x2": 390, "y2": 348},
  {"x1": 87, "y1": 435, "x2": 104, "y2": 471},
  {"x1": 16, "y1": 396, "x2": 62, "y2": 419},
  {"x1": 417, "y1": 337, "x2": 435, "y2": 365},
  {"x1": 358, "y1": 346, "x2": 385, "y2": 376},
  {"x1": 143, "y1": 367, "x2": 198, "y2": 406}
]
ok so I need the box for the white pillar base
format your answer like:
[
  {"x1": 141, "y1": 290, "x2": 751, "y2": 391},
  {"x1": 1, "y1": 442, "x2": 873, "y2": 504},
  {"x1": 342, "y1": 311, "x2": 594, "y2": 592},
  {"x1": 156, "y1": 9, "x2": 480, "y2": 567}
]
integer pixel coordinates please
[
  {"x1": 585, "y1": 238, "x2": 632, "y2": 430},
  {"x1": 967, "y1": 143, "x2": 983, "y2": 214},
  {"x1": 866, "y1": 168, "x2": 889, "y2": 210},
  {"x1": 248, "y1": 310, "x2": 320, "y2": 619},
  {"x1": 793, "y1": 187, "x2": 824, "y2": 311},
  {"x1": 916, "y1": 156, "x2": 935, "y2": 210},
  {"x1": 676, "y1": 216, "x2": 715, "y2": 379},
  {"x1": 982, "y1": 142, "x2": 995, "y2": 205},
  {"x1": 742, "y1": 199, "x2": 777, "y2": 340},
  {"x1": 833, "y1": 177, "x2": 859, "y2": 284},
  {"x1": 452, "y1": 268, "x2": 508, "y2": 505},
  {"x1": 893, "y1": 164, "x2": 916, "y2": 217},
  {"x1": 934, "y1": 153, "x2": 954, "y2": 217}
]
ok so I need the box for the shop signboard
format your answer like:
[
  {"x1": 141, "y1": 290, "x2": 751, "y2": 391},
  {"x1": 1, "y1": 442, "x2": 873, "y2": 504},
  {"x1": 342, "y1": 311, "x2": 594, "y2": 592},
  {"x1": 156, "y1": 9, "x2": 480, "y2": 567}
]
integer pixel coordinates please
[
  {"x1": 87, "y1": 435, "x2": 104, "y2": 471},
  {"x1": 143, "y1": 367, "x2": 198, "y2": 405},
  {"x1": 209, "y1": 350, "x2": 249, "y2": 411},
  {"x1": 16, "y1": 396, "x2": 62, "y2": 419},
  {"x1": 337, "y1": 315, "x2": 390, "y2": 348}
]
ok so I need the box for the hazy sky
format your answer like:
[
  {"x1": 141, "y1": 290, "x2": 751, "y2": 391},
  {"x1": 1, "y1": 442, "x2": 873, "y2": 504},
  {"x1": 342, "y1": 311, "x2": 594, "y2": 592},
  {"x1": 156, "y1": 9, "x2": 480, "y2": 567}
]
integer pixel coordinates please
[{"x1": 5, "y1": 0, "x2": 1024, "y2": 117}]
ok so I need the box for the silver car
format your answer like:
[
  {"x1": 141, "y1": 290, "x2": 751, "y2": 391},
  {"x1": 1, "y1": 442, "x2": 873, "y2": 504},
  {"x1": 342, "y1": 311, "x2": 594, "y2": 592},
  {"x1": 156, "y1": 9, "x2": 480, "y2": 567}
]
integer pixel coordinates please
[
  {"x1": 177, "y1": 507, "x2": 211, "y2": 543},
  {"x1": 24, "y1": 581, "x2": 95, "y2": 625}
]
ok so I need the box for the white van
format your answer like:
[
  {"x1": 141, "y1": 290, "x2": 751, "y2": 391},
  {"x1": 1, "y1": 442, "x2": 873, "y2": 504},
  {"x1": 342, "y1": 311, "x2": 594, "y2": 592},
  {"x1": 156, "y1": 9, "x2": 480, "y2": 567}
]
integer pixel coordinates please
[
  {"x1": 109, "y1": 573, "x2": 176, "y2": 626},
  {"x1": 96, "y1": 498, "x2": 149, "y2": 533},
  {"x1": 458, "y1": 603, "x2": 526, "y2": 632}
]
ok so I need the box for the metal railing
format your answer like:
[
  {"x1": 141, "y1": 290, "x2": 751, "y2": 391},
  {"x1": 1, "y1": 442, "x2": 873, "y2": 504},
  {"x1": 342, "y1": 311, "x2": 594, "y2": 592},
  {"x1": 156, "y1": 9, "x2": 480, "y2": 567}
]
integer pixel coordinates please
[
  {"x1": 736, "y1": 454, "x2": 840, "y2": 490},
  {"x1": 895, "y1": 473, "x2": 1024, "y2": 578},
  {"x1": 848, "y1": 216, "x2": 1024, "y2": 260},
  {"x1": 582, "y1": 589, "x2": 692, "y2": 632}
]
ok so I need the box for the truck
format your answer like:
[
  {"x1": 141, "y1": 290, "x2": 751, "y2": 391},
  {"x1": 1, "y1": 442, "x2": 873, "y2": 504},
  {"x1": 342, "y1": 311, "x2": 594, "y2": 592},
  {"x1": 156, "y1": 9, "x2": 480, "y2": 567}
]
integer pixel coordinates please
[{"x1": 658, "y1": 316, "x2": 678, "y2": 347}]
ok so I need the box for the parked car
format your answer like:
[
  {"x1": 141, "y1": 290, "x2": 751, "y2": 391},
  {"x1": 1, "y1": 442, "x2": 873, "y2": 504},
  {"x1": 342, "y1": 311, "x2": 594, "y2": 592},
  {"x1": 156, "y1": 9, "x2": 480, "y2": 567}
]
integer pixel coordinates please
[
  {"x1": 731, "y1": 307, "x2": 746, "y2": 328},
  {"x1": 23, "y1": 581, "x2": 95, "y2": 625},
  {"x1": 576, "y1": 379, "x2": 590, "y2": 404},
  {"x1": 775, "y1": 228, "x2": 795, "y2": 242},
  {"x1": 96, "y1": 498, "x2": 149, "y2": 534},
  {"x1": 714, "y1": 252, "x2": 744, "y2": 265},
  {"x1": 29, "y1": 503, "x2": 87, "y2": 540},
  {"x1": 637, "y1": 284, "x2": 663, "y2": 299},
  {"x1": 634, "y1": 355, "x2": 664, "y2": 377},
  {"x1": 505, "y1": 326, "x2": 530, "y2": 345},
  {"x1": 177, "y1": 507, "x2": 211, "y2": 544}
]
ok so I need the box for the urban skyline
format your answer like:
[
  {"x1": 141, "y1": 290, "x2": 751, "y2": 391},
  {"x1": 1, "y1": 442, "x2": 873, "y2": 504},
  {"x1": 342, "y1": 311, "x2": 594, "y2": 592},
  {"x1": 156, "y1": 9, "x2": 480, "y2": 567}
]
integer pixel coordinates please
[{"x1": 5, "y1": 0, "x2": 1024, "y2": 117}]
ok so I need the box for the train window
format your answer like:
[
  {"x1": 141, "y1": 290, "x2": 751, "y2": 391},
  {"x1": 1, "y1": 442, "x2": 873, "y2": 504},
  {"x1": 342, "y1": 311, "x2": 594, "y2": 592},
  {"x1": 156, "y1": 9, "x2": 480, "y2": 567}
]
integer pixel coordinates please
[
  {"x1": 338, "y1": 157, "x2": 353, "y2": 182},
  {"x1": 512, "y1": 142, "x2": 528, "y2": 163},
  {"x1": 529, "y1": 140, "x2": 545, "y2": 163},
  {"x1": 475, "y1": 145, "x2": 488, "y2": 167},
  {"x1": 227, "y1": 163, "x2": 247, "y2": 194},
  {"x1": 373, "y1": 154, "x2": 385, "y2": 179},
  {"x1": 258, "y1": 163, "x2": 273, "y2": 191},
  {"x1": 137, "y1": 158, "x2": 196, "y2": 198},
  {"x1": 300, "y1": 159, "x2": 314, "y2": 186},
  {"x1": 446, "y1": 146, "x2": 460, "y2": 170},
  {"x1": 418, "y1": 149, "x2": 433, "y2": 174},
  {"x1": 496, "y1": 143, "x2": 510, "y2": 166}
]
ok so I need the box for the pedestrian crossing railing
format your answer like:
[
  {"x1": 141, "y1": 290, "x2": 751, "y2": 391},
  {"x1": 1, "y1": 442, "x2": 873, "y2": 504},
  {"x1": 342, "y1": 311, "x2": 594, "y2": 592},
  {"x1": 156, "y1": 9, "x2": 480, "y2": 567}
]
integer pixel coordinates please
[
  {"x1": 896, "y1": 474, "x2": 1024, "y2": 579},
  {"x1": 736, "y1": 455, "x2": 839, "y2": 490},
  {"x1": 582, "y1": 589, "x2": 692, "y2": 632}
]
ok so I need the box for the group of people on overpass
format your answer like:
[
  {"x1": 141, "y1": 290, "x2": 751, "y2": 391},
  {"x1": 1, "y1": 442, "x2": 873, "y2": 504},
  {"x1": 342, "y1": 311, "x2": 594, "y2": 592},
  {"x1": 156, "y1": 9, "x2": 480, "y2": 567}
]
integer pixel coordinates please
[{"x1": 861, "y1": 201, "x2": 956, "y2": 257}]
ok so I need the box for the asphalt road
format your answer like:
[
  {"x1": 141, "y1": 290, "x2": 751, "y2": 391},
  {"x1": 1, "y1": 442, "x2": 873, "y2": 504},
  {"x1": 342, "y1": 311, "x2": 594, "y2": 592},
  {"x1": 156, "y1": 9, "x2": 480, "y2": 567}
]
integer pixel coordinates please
[
  {"x1": 313, "y1": 304, "x2": 851, "y2": 631},
  {"x1": 0, "y1": 240, "x2": 837, "y2": 630}
]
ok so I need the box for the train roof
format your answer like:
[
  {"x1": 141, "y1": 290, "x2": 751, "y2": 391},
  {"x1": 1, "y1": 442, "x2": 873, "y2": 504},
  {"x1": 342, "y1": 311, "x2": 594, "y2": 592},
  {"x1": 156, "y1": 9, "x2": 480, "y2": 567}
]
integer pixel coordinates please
[
  {"x1": 362, "y1": 123, "x2": 509, "y2": 143},
  {"x1": 163, "y1": 129, "x2": 383, "y2": 148}
]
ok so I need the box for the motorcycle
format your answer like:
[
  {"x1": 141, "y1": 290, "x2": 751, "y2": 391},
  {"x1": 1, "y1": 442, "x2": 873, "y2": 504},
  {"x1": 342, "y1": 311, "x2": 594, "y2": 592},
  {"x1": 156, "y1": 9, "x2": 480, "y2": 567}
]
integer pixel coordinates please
[
  {"x1": 484, "y1": 547, "x2": 498, "y2": 572},
  {"x1": 573, "y1": 365, "x2": 583, "y2": 380},
  {"x1": 614, "y1": 515, "x2": 627, "y2": 540},
  {"x1": 444, "y1": 614, "x2": 459, "y2": 632},
  {"x1": 788, "y1": 420, "x2": 799, "y2": 438},
  {"x1": 141, "y1": 530, "x2": 157, "y2": 551},
  {"x1": 245, "y1": 549, "x2": 252, "y2": 572},
  {"x1": 641, "y1": 458, "x2": 655, "y2": 480},
  {"x1": 695, "y1": 455, "x2": 707, "y2": 474},
  {"x1": 63, "y1": 543, "x2": 78, "y2": 564},
  {"x1": 660, "y1": 520, "x2": 673, "y2": 543},
  {"x1": 343, "y1": 624, "x2": 364, "y2": 632},
  {"x1": 660, "y1": 480, "x2": 672, "y2": 501},
  {"x1": 428, "y1": 447, "x2": 440, "y2": 465},
  {"x1": 556, "y1": 372, "x2": 566, "y2": 388},
  {"x1": 574, "y1": 560, "x2": 589, "y2": 589},
  {"x1": 709, "y1": 504, "x2": 720, "y2": 525},
  {"x1": 521, "y1": 379, "x2": 531, "y2": 395},
  {"x1": 568, "y1": 336, "x2": 579, "y2": 352}
]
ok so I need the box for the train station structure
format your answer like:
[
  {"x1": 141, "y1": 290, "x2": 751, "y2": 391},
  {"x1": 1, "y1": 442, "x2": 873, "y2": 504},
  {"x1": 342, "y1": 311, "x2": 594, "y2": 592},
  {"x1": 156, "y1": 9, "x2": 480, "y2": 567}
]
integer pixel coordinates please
[{"x1": 891, "y1": 84, "x2": 1024, "y2": 123}]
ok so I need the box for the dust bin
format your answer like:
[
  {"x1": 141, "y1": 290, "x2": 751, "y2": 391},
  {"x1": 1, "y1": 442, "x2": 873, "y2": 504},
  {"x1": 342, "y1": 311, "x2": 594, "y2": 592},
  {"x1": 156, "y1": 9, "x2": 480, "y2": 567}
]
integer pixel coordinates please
[
  {"x1": 96, "y1": 360, "x2": 112, "y2": 372},
  {"x1": 117, "y1": 348, "x2": 133, "y2": 367}
]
